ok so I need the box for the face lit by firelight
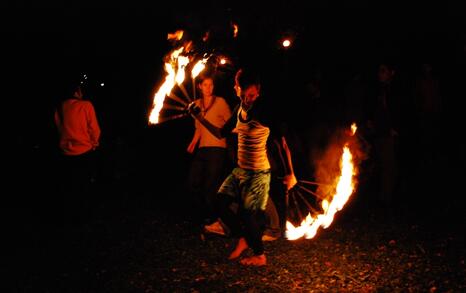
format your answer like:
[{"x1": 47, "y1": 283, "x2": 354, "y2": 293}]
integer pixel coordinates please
[
  {"x1": 199, "y1": 78, "x2": 214, "y2": 98},
  {"x1": 235, "y1": 84, "x2": 260, "y2": 108}
]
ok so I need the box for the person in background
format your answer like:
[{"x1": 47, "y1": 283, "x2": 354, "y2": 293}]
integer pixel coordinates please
[
  {"x1": 186, "y1": 72, "x2": 232, "y2": 229},
  {"x1": 54, "y1": 84, "x2": 101, "y2": 226},
  {"x1": 365, "y1": 62, "x2": 401, "y2": 207}
]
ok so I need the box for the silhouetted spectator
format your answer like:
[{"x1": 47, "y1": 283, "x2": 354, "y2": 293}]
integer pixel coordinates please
[
  {"x1": 365, "y1": 62, "x2": 402, "y2": 207},
  {"x1": 54, "y1": 84, "x2": 101, "y2": 226},
  {"x1": 413, "y1": 63, "x2": 443, "y2": 169}
]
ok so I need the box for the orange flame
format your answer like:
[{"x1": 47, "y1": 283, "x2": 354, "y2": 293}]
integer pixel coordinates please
[
  {"x1": 148, "y1": 47, "x2": 182, "y2": 124},
  {"x1": 149, "y1": 46, "x2": 210, "y2": 124},
  {"x1": 191, "y1": 58, "x2": 208, "y2": 79},
  {"x1": 175, "y1": 55, "x2": 189, "y2": 85},
  {"x1": 285, "y1": 125, "x2": 358, "y2": 240},
  {"x1": 202, "y1": 31, "x2": 210, "y2": 42},
  {"x1": 351, "y1": 123, "x2": 357, "y2": 135},
  {"x1": 167, "y1": 30, "x2": 184, "y2": 41},
  {"x1": 232, "y1": 23, "x2": 239, "y2": 38}
]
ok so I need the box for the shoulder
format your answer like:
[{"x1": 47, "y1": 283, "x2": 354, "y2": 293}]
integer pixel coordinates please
[
  {"x1": 214, "y1": 96, "x2": 229, "y2": 107},
  {"x1": 80, "y1": 100, "x2": 94, "y2": 106},
  {"x1": 80, "y1": 100, "x2": 97, "y2": 112}
]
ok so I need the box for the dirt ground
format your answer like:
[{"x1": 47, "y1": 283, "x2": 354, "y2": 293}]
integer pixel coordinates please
[{"x1": 10, "y1": 181, "x2": 465, "y2": 293}]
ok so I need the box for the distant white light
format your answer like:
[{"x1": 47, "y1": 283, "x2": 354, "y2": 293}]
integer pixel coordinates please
[
  {"x1": 282, "y1": 39, "x2": 291, "y2": 48},
  {"x1": 100, "y1": 83, "x2": 105, "y2": 87},
  {"x1": 220, "y1": 58, "x2": 227, "y2": 65}
]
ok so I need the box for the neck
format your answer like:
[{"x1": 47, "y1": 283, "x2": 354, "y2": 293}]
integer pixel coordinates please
[
  {"x1": 203, "y1": 95, "x2": 213, "y2": 101},
  {"x1": 242, "y1": 101, "x2": 252, "y2": 112},
  {"x1": 202, "y1": 95, "x2": 215, "y2": 106},
  {"x1": 201, "y1": 95, "x2": 215, "y2": 113}
]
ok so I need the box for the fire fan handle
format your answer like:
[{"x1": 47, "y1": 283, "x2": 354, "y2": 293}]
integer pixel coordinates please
[{"x1": 186, "y1": 102, "x2": 201, "y2": 117}]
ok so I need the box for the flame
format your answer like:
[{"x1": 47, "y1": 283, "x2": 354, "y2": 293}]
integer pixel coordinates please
[
  {"x1": 167, "y1": 30, "x2": 184, "y2": 41},
  {"x1": 175, "y1": 56, "x2": 189, "y2": 85},
  {"x1": 191, "y1": 58, "x2": 208, "y2": 79},
  {"x1": 148, "y1": 46, "x2": 210, "y2": 124},
  {"x1": 148, "y1": 59, "x2": 177, "y2": 124},
  {"x1": 351, "y1": 123, "x2": 357, "y2": 135},
  {"x1": 285, "y1": 125, "x2": 358, "y2": 240},
  {"x1": 232, "y1": 23, "x2": 239, "y2": 38},
  {"x1": 202, "y1": 31, "x2": 210, "y2": 42},
  {"x1": 148, "y1": 46, "x2": 187, "y2": 124}
]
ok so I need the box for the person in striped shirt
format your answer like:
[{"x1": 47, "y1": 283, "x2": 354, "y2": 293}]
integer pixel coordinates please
[{"x1": 188, "y1": 67, "x2": 296, "y2": 266}]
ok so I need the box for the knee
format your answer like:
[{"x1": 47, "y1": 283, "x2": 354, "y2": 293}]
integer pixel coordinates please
[{"x1": 215, "y1": 193, "x2": 233, "y2": 210}]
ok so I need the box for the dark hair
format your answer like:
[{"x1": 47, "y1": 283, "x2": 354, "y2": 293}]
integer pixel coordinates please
[
  {"x1": 378, "y1": 58, "x2": 397, "y2": 72},
  {"x1": 65, "y1": 72, "x2": 85, "y2": 96},
  {"x1": 235, "y1": 67, "x2": 261, "y2": 90},
  {"x1": 66, "y1": 85, "x2": 83, "y2": 98},
  {"x1": 196, "y1": 71, "x2": 215, "y2": 85}
]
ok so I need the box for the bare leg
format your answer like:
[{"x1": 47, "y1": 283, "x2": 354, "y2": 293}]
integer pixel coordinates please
[
  {"x1": 228, "y1": 237, "x2": 248, "y2": 260},
  {"x1": 240, "y1": 254, "x2": 267, "y2": 266}
]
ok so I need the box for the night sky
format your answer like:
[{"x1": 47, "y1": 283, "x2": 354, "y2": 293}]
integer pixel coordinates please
[{"x1": 5, "y1": 1, "x2": 466, "y2": 181}]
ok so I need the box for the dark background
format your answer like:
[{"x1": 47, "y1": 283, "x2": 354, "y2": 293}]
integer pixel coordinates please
[
  {"x1": 4, "y1": 0, "x2": 466, "y2": 225},
  {"x1": 3, "y1": 2, "x2": 466, "y2": 291},
  {"x1": 5, "y1": 1, "x2": 466, "y2": 127}
]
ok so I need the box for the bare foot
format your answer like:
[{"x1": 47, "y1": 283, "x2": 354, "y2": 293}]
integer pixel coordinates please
[
  {"x1": 240, "y1": 254, "x2": 267, "y2": 266},
  {"x1": 228, "y1": 238, "x2": 248, "y2": 260}
]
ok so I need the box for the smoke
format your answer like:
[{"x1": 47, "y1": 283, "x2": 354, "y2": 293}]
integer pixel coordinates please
[{"x1": 311, "y1": 125, "x2": 369, "y2": 201}]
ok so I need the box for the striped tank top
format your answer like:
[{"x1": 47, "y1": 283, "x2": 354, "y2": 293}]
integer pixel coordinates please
[{"x1": 235, "y1": 107, "x2": 271, "y2": 170}]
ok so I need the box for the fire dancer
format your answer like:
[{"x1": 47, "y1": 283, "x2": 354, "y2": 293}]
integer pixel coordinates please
[
  {"x1": 186, "y1": 72, "x2": 232, "y2": 228},
  {"x1": 188, "y1": 67, "x2": 295, "y2": 266}
]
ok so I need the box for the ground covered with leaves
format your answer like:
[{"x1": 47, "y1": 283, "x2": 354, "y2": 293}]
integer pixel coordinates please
[{"x1": 12, "y1": 186, "x2": 465, "y2": 293}]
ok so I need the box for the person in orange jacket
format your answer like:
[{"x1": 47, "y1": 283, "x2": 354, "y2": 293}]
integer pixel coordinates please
[{"x1": 54, "y1": 84, "x2": 101, "y2": 226}]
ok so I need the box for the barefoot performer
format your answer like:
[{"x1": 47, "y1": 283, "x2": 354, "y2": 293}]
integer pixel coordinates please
[{"x1": 188, "y1": 67, "x2": 296, "y2": 266}]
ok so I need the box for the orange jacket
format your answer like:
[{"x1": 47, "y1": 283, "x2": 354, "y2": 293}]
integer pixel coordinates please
[{"x1": 55, "y1": 98, "x2": 101, "y2": 155}]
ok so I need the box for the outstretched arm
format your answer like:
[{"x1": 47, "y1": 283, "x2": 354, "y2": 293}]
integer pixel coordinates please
[{"x1": 188, "y1": 102, "x2": 238, "y2": 139}]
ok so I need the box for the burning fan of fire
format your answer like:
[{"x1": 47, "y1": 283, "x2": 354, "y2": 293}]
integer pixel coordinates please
[
  {"x1": 285, "y1": 123, "x2": 360, "y2": 240},
  {"x1": 148, "y1": 40, "x2": 209, "y2": 124},
  {"x1": 148, "y1": 28, "x2": 235, "y2": 125}
]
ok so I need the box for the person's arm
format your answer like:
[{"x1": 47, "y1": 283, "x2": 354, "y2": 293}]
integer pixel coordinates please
[
  {"x1": 86, "y1": 102, "x2": 101, "y2": 149},
  {"x1": 220, "y1": 98, "x2": 233, "y2": 124},
  {"x1": 54, "y1": 109, "x2": 62, "y2": 132},
  {"x1": 188, "y1": 102, "x2": 238, "y2": 139},
  {"x1": 187, "y1": 127, "x2": 201, "y2": 154},
  {"x1": 281, "y1": 136, "x2": 297, "y2": 191},
  {"x1": 54, "y1": 100, "x2": 66, "y2": 133}
]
